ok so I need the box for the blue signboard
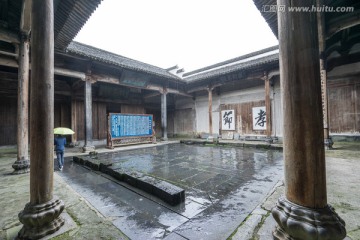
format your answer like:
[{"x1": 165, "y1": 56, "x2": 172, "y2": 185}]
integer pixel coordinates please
[{"x1": 110, "y1": 113, "x2": 153, "y2": 139}]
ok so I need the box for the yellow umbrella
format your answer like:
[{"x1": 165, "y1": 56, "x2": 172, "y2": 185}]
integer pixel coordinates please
[{"x1": 54, "y1": 127, "x2": 75, "y2": 135}]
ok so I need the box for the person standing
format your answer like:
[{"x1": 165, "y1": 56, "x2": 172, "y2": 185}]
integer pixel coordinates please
[{"x1": 54, "y1": 135, "x2": 66, "y2": 171}]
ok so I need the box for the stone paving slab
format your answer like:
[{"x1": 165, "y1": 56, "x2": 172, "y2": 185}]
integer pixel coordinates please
[
  {"x1": 1, "y1": 141, "x2": 359, "y2": 240},
  {"x1": 59, "y1": 163, "x2": 191, "y2": 240},
  {"x1": 74, "y1": 155, "x2": 186, "y2": 206}
]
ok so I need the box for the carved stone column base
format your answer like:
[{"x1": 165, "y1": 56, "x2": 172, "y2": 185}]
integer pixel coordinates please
[
  {"x1": 82, "y1": 145, "x2": 95, "y2": 153},
  {"x1": 324, "y1": 137, "x2": 334, "y2": 150},
  {"x1": 12, "y1": 159, "x2": 30, "y2": 175},
  {"x1": 18, "y1": 197, "x2": 65, "y2": 239},
  {"x1": 272, "y1": 196, "x2": 346, "y2": 240}
]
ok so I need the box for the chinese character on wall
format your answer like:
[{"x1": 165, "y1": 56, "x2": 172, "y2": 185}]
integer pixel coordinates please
[
  {"x1": 252, "y1": 107, "x2": 266, "y2": 130},
  {"x1": 221, "y1": 110, "x2": 235, "y2": 131}
]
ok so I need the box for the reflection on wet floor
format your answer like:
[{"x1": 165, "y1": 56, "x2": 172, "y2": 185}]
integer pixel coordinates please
[{"x1": 59, "y1": 143, "x2": 283, "y2": 240}]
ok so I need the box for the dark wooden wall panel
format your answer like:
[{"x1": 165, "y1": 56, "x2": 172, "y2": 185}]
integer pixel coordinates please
[
  {"x1": 92, "y1": 102, "x2": 107, "y2": 140},
  {"x1": 221, "y1": 100, "x2": 266, "y2": 136},
  {"x1": 121, "y1": 104, "x2": 145, "y2": 114},
  {"x1": 97, "y1": 102, "x2": 107, "y2": 140},
  {"x1": 92, "y1": 102, "x2": 99, "y2": 140},
  {"x1": 0, "y1": 98, "x2": 17, "y2": 145},
  {"x1": 168, "y1": 110, "x2": 174, "y2": 136},
  {"x1": 146, "y1": 109, "x2": 161, "y2": 137},
  {"x1": 75, "y1": 100, "x2": 85, "y2": 141},
  {"x1": 328, "y1": 78, "x2": 359, "y2": 133},
  {"x1": 54, "y1": 101, "x2": 71, "y2": 128},
  {"x1": 174, "y1": 109, "x2": 195, "y2": 134}
]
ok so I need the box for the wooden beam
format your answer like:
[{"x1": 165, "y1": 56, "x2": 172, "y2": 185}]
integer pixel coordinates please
[
  {"x1": 54, "y1": 67, "x2": 86, "y2": 80},
  {"x1": 326, "y1": 10, "x2": 360, "y2": 39},
  {"x1": 93, "y1": 73, "x2": 190, "y2": 96},
  {"x1": 93, "y1": 97, "x2": 142, "y2": 105},
  {"x1": 187, "y1": 72, "x2": 264, "y2": 93},
  {"x1": 143, "y1": 92, "x2": 161, "y2": 99},
  {"x1": 0, "y1": 56, "x2": 87, "y2": 79},
  {"x1": 187, "y1": 83, "x2": 222, "y2": 93},
  {"x1": 268, "y1": 69, "x2": 279, "y2": 80},
  {"x1": 54, "y1": 90, "x2": 71, "y2": 96},
  {"x1": 20, "y1": 0, "x2": 32, "y2": 34},
  {"x1": 0, "y1": 56, "x2": 18, "y2": 67},
  {"x1": 327, "y1": 52, "x2": 360, "y2": 72},
  {"x1": 0, "y1": 50, "x2": 17, "y2": 58},
  {"x1": 0, "y1": 28, "x2": 20, "y2": 44},
  {"x1": 94, "y1": 74, "x2": 119, "y2": 84},
  {"x1": 167, "y1": 88, "x2": 192, "y2": 97}
]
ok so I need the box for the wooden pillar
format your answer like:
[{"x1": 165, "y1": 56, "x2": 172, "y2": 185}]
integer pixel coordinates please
[
  {"x1": 208, "y1": 87, "x2": 213, "y2": 136},
  {"x1": 18, "y1": 0, "x2": 65, "y2": 238},
  {"x1": 12, "y1": 33, "x2": 30, "y2": 174},
  {"x1": 317, "y1": 0, "x2": 333, "y2": 149},
  {"x1": 161, "y1": 88, "x2": 168, "y2": 141},
  {"x1": 83, "y1": 77, "x2": 95, "y2": 152},
  {"x1": 272, "y1": 1, "x2": 346, "y2": 239},
  {"x1": 71, "y1": 92, "x2": 77, "y2": 144},
  {"x1": 264, "y1": 73, "x2": 272, "y2": 141}
]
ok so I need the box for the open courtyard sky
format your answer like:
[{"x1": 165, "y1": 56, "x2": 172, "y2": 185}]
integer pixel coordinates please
[{"x1": 75, "y1": 0, "x2": 278, "y2": 72}]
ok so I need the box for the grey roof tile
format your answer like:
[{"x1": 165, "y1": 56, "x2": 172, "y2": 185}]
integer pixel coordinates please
[
  {"x1": 66, "y1": 42, "x2": 279, "y2": 84},
  {"x1": 183, "y1": 48, "x2": 279, "y2": 82},
  {"x1": 66, "y1": 41, "x2": 181, "y2": 80}
]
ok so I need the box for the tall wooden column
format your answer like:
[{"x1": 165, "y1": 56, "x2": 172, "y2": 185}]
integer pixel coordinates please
[
  {"x1": 12, "y1": 33, "x2": 30, "y2": 174},
  {"x1": 71, "y1": 91, "x2": 77, "y2": 144},
  {"x1": 161, "y1": 88, "x2": 168, "y2": 141},
  {"x1": 264, "y1": 73, "x2": 272, "y2": 142},
  {"x1": 18, "y1": 0, "x2": 65, "y2": 238},
  {"x1": 317, "y1": 0, "x2": 333, "y2": 149},
  {"x1": 272, "y1": 1, "x2": 346, "y2": 239},
  {"x1": 83, "y1": 76, "x2": 95, "y2": 152},
  {"x1": 208, "y1": 87, "x2": 213, "y2": 136}
]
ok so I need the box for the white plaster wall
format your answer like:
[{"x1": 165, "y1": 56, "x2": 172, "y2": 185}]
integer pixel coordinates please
[
  {"x1": 175, "y1": 97, "x2": 195, "y2": 110},
  {"x1": 175, "y1": 84, "x2": 285, "y2": 137},
  {"x1": 220, "y1": 86, "x2": 265, "y2": 105},
  {"x1": 193, "y1": 94, "x2": 221, "y2": 134},
  {"x1": 272, "y1": 78, "x2": 283, "y2": 138},
  {"x1": 194, "y1": 86, "x2": 266, "y2": 135}
]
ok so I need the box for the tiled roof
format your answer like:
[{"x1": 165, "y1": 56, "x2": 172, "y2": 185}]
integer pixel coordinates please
[
  {"x1": 54, "y1": 0, "x2": 104, "y2": 49},
  {"x1": 252, "y1": 0, "x2": 278, "y2": 38},
  {"x1": 66, "y1": 42, "x2": 182, "y2": 80},
  {"x1": 183, "y1": 46, "x2": 279, "y2": 82},
  {"x1": 3, "y1": 0, "x2": 103, "y2": 50},
  {"x1": 252, "y1": 0, "x2": 360, "y2": 40},
  {"x1": 67, "y1": 42, "x2": 279, "y2": 84}
]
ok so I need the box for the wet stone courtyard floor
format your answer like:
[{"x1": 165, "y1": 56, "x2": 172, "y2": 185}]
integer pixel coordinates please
[{"x1": 59, "y1": 143, "x2": 284, "y2": 239}]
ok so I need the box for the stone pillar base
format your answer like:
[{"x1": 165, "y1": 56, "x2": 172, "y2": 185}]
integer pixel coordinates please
[
  {"x1": 324, "y1": 137, "x2": 334, "y2": 150},
  {"x1": 18, "y1": 197, "x2": 65, "y2": 239},
  {"x1": 12, "y1": 159, "x2": 30, "y2": 175},
  {"x1": 82, "y1": 145, "x2": 95, "y2": 153},
  {"x1": 272, "y1": 196, "x2": 346, "y2": 240}
]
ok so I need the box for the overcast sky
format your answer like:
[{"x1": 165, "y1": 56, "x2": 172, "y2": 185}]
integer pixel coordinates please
[{"x1": 74, "y1": 0, "x2": 278, "y2": 72}]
